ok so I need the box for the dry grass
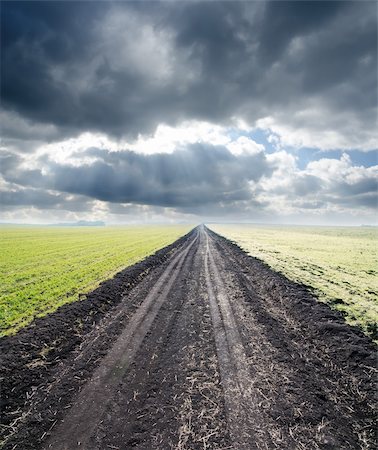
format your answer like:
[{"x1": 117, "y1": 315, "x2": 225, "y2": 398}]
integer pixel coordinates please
[
  {"x1": 209, "y1": 224, "x2": 378, "y2": 339},
  {"x1": 176, "y1": 348, "x2": 228, "y2": 450}
]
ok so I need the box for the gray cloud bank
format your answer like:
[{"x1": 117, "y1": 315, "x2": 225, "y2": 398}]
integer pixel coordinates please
[
  {"x1": 1, "y1": 145, "x2": 377, "y2": 222},
  {"x1": 1, "y1": 1, "x2": 377, "y2": 145},
  {"x1": 1, "y1": 144, "x2": 271, "y2": 209}
]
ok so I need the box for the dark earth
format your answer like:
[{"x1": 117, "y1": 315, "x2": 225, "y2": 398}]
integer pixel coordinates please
[{"x1": 1, "y1": 225, "x2": 376, "y2": 449}]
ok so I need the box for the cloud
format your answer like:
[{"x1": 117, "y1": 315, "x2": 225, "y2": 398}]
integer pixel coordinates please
[
  {"x1": 1, "y1": 1, "x2": 376, "y2": 149},
  {"x1": 257, "y1": 113, "x2": 378, "y2": 152},
  {"x1": 259, "y1": 152, "x2": 378, "y2": 215},
  {"x1": 0, "y1": 188, "x2": 91, "y2": 212},
  {"x1": 257, "y1": 0, "x2": 345, "y2": 64},
  {"x1": 1, "y1": 140, "x2": 376, "y2": 224},
  {"x1": 1, "y1": 1, "x2": 377, "y2": 224},
  {"x1": 1, "y1": 143, "x2": 272, "y2": 211}
]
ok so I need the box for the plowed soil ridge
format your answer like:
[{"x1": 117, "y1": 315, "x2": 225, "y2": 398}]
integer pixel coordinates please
[{"x1": 1, "y1": 225, "x2": 376, "y2": 450}]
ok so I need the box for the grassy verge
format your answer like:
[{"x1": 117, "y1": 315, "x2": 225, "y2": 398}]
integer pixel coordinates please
[
  {"x1": 208, "y1": 224, "x2": 378, "y2": 340},
  {"x1": 0, "y1": 225, "x2": 192, "y2": 336}
]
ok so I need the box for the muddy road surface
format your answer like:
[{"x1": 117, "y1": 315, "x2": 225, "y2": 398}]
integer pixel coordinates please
[{"x1": 1, "y1": 226, "x2": 376, "y2": 449}]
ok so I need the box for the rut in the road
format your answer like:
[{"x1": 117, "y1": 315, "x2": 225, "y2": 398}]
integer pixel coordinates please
[
  {"x1": 204, "y1": 231, "x2": 279, "y2": 449},
  {"x1": 43, "y1": 233, "x2": 199, "y2": 450},
  {"x1": 1, "y1": 225, "x2": 376, "y2": 450}
]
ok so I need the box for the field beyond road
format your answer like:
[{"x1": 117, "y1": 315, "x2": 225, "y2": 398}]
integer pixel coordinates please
[
  {"x1": 208, "y1": 224, "x2": 378, "y2": 339},
  {"x1": 0, "y1": 225, "x2": 192, "y2": 336}
]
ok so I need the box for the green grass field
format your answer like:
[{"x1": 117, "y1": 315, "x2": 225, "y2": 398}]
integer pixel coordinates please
[
  {"x1": 0, "y1": 225, "x2": 192, "y2": 336},
  {"x1": 209, "y1": 224, "x2": 378, "y2": 340}
]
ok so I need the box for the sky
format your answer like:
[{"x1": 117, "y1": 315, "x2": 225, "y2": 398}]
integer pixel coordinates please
[{"x1": 1, "y1": 0, "x2": 377, "y2": 225}]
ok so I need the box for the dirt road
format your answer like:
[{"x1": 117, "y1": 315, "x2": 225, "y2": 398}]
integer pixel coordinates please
[{"x1": 1, "y1": 226, "x2": 376, "y2": 449}]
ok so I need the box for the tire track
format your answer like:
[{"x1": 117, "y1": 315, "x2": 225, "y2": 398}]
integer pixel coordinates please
[
  {"x1": 203, "y1": 226, "x2": 278, "y2": 450},
  {"x1": 205, "y1": 226, "x2": 377, "y2": 449},
  {"x1": 43, "y1": 230, "x2": 199, "y2": 450},
  {"x1": 3, "y1": 225, "x2": 376, "y2": 450},
  {"x1": 94, "y1": 231, "x2": 230, "y2": 450}
]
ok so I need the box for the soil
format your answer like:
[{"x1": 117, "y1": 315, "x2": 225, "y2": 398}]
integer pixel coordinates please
[{"x1": 0, "y1": 225, "x2": 376, "y2": 450}]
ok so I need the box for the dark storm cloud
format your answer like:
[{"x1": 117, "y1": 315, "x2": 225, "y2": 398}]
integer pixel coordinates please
[
  {"x1": 257, "y1": 1, "x2": 345, "y2": 65},
  {"x1": 60, "y1": 145, "x2": 265, "y2": 206},
  {"x1": 1, "y1": 110, "x2": 64, "y2": 149},
  {"x1": 0, "y1": 188, "x2": 91, "y2": 212},
  {"x1": 2, "y1": 162, "x2": 45, "y2": 188},
  {"x1": 1, "y1": 144, "x2": 272, "y2": 210},
  {"x1": 1, "y1": 1, "x2": 376, "y2": 142},
  {"x1": 1, "y1": 145, "x2": 377, "y2": 216}
]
